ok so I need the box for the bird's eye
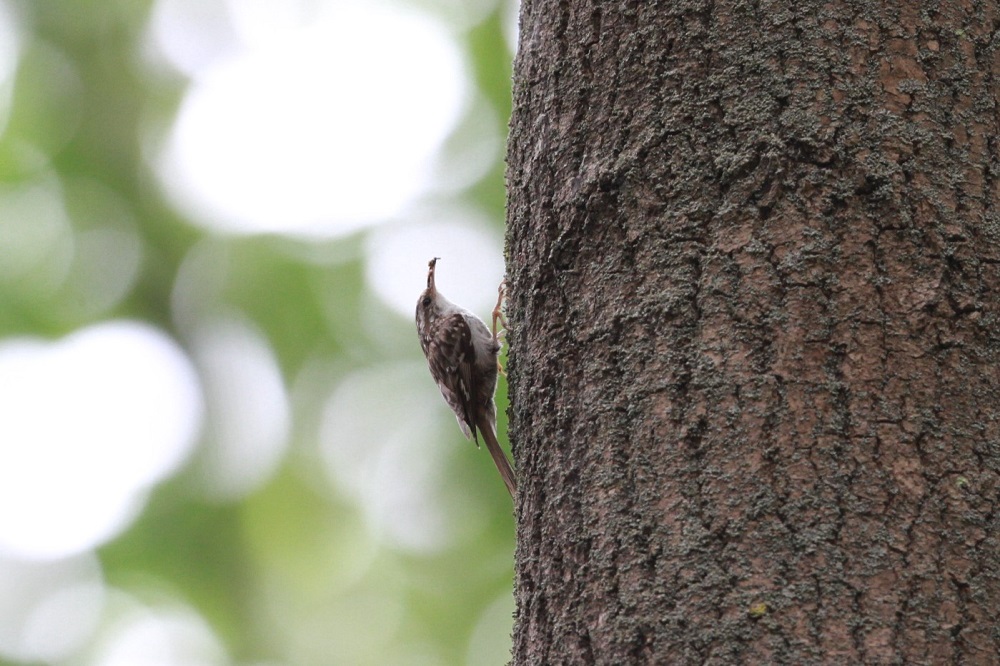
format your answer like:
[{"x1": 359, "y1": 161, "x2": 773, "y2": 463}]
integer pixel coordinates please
[{"x1": 421, "y1": 296, "x2": 432, "y2": 307}]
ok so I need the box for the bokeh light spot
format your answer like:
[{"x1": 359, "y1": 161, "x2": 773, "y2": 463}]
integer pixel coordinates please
[
  {"x1": 190, "y1": 315, "x2": 290, "y2": 501},
  {"x1": 0, "y1": 321, "x2": 203, "y2": 559},
  {"x1": 0, "y1": 177, "x2": 74, "y2": 294},
  {"x1": 93, "y1": 603, "x2": 227, "y2": 666},
  {"x1": 0, "y1": 0, "x2": 20, "y2": 135},
  {"x1": 365, "y1": 210, "x2": 505, "y2": 319},
  {"x1": 466, "y1": 592, "x2": 516, "y2": 666},
  {"x1": 152, "y1": 0, "x2": 467, "y2": 237},
  {"x1": 319, "y1": 363, "x2": 454, "y2": 552},
  {"x1": 0, "y1": 554, "x2": 104, "y2": 663}
]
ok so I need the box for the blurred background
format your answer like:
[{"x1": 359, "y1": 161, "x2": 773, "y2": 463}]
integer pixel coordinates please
[{"x1": 0, "y1": 0, "x2": 517, "y2": 664}]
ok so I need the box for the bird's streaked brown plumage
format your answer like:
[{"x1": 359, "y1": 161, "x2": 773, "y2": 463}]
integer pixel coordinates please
[{"x1": 415, "y1": 258, "x2": 516, "y2": 497}]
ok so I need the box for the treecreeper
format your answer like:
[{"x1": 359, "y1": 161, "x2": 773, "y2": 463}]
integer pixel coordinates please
[{"x1": 415, "y1": 258, "x2": 517, "y2": 498}]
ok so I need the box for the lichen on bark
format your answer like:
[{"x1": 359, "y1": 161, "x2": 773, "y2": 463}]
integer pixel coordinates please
[{"x1": 506, "y1": 0, "x2": 1000, "y2": 663}]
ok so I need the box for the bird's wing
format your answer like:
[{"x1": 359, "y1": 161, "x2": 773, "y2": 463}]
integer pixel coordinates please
[{"x1": 427, "y1": 312, "x2": 480, "y2": 443}]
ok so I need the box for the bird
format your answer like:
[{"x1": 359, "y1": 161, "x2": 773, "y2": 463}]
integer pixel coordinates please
[{"x1": 415, "y1": 258, "x2": 517, "y2": 497}]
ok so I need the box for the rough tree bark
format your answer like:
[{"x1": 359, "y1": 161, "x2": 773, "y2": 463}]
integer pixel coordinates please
[{"x1": 505, "y1": 0, "x2": 1000, "y2": 663}]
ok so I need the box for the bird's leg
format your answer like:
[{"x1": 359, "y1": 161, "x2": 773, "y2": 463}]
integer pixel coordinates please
[
  {"x1": 492, "y1": 279, "x2": 508, "y2": 338},
  {"x1": 493, "y1": 279, "x2": 508, "y2": 376}
]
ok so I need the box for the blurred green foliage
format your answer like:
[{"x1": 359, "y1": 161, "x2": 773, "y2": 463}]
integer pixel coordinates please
[{"x1": 0, "y1": 0, "x2": 516, "y2": 664}]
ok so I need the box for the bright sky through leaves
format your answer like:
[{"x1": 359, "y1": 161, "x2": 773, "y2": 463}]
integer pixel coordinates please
[
  {"x1": 0, "y1": 0, "x2": 515, "y2": 662},
  {"x1": 0, "y1": 322, "x2": 202, "y2": 560},
  {"x1": 151, "y1": 0, "x2": 468, "y2": 237}
]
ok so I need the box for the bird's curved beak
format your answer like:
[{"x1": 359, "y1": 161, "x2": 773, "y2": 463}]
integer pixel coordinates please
[{"x1": 427, "y1": 257, "x2": 440, "y2": 292}]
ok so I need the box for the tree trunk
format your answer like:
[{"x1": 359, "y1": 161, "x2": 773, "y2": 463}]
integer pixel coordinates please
[{"x1": 505, "y1": 1, "x2": 1000, "y2": 663}]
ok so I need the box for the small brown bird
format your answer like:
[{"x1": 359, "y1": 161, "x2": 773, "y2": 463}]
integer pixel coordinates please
[{"x1": 415, "y1": 258, "x2": 516, "y2": 497}]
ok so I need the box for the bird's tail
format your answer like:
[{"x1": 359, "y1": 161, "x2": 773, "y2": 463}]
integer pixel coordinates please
[{"x1": 478, "y1": 418, "x2": 517, "y2": 498}]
